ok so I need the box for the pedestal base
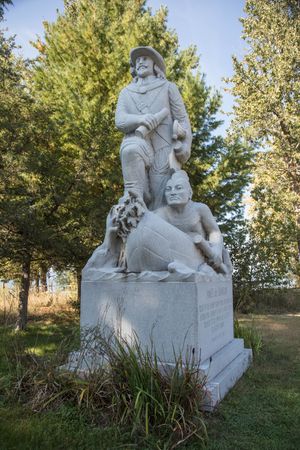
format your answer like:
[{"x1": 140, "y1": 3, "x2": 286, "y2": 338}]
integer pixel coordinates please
[{"x1": 69, "y1": 275, "x2": 252, "y2": 410}]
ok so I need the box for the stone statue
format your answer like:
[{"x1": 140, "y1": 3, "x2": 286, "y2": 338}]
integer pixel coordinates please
[
  {"x1": 115, "y1": 46, "x2": 192, "y2": 210},
  {"x1": 77, "y1": 47, "x2": 251, "y2": 411},
  {"x1": 82, "y1": 46, "x2": 231, "y2": 280}
]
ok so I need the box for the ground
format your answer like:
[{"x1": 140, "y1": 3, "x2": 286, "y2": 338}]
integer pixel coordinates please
[
  {"x1": 205, "y1": 314, "x2": 300, "y2": 450},
  {"x1": 0, "y1": 291, "x2": 299, "y2": 449}
]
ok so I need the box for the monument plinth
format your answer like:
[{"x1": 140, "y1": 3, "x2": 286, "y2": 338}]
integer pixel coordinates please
[
  {"x1": 80, "y1": 274, "x2": 252, "y2": 410},
  {"x1": 74, "y1": 46, "x2": 252, "y2": 410}
]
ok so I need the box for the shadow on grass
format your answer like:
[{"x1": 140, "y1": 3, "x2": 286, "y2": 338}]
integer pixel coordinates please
[
  {"x1": 0, "y1": 317, "x2": 79, "y2": 376},
  {"x1": 0, "y1": 405, "x2": 132, "y2": 450}
]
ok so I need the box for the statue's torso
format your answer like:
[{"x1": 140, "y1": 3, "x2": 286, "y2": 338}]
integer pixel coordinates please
[
  {"x1": 124, "y1": 80, "x2": 174, "y2": 149},
  {"x1": 156, "y1": 203, "x2": 206, "y2": 239}
]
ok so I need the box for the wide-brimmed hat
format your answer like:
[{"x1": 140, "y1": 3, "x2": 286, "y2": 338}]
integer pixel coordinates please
[{"x1": 130, "y1": 46, "x2": 166, "y2": 75}]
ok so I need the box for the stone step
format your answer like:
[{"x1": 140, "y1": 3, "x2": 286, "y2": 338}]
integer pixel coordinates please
[
  {"x1": 200, "y1": 338, "x2": 245, "y2": 381},
  {"x1": 203, "y1": 348, "x2": 253, "y2": 411}
]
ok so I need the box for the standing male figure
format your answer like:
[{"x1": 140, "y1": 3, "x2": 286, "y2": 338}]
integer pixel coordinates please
[{"x1": 115, "y1": 46, "x2": 192, "y2": 209}]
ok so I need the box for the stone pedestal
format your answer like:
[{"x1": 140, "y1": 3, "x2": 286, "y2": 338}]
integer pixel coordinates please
[{"x1": 78, "y1": 274, "x2": 252, "y2": 410}]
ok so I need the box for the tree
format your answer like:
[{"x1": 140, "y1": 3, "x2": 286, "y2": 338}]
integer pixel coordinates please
[
  {"x1": 229, "y1": 0, "x2": 300, "y2": 284},
  {"x1": 0, "y1": 12, "x2": 35, "y2": 329},
  {"x1": 0, "y1": 8, "x2": 83, "y2": 328},
  {"x1": 0, "y1": 42, "x2": 52, "y2": 327},
  {"x1": 0, "y1": 0, "x2": 12, "y2": 20},
  {"x1": 228, "y1": 218, "x2": 294, "y2": 311}
]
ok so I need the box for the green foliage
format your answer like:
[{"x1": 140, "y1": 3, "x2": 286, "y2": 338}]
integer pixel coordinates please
[
  {"x1": 0, "y1": 0, "x2": 11, "y2": 21},
  {"x1": 229, "y1": 0, "x2": 300, "y2": 284},
  {"x1": 0, "y1": 22, "x2": 92, "y2": 326},
  {"x1": 0, "y1": 25, "x2": 82, "y2": 276},
  {"x1": 234, "y1": 318, "x2": 262, "y2": 356},
  {"x1": 249, "y1": 287, "x2": 300, "y2": 314},
  {"x1": 228, "y1": 219, "x2": 293, "y2": 310},
  {"x1": 55, "y1": 270, "x2": 77, "y2": 291}
]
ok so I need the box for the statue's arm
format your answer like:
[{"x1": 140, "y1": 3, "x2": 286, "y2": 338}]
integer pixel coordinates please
[
  {"x1": 115, "y1": 89, "x2": 142, "y2": 134},
  {"x1": 168, "y1": 82, "x2": 192, "y2": 163},
  {"x1": 195, "y1": 203, "x2": 223, "y2": 260},
  {"x1": 198, "y1": 203, "x2": 223, "y2": 244},
  {"x1": 194, "y1": 203, "x2": 233, "y2": 274}
]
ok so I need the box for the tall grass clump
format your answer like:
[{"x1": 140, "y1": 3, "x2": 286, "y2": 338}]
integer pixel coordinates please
[
  {"x1": 234, "y1": 319, "x2": 263, "y2": 356},
  {"x1": 4, "y1": 328, "x2": 208, "y2": 449}
]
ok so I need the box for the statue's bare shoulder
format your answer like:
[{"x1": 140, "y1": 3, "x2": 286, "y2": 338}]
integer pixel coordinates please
[
  {"x1": 193, "y1": 202, "x2": 212, "y2": 216},
  {"x1": 193, "y1": 202, "x2": 220, "y2": 231}
]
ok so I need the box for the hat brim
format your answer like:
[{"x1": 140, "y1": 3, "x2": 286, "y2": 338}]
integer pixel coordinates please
[{"x1": 130, "y1": 46, "x2": 166, "y2": 75}]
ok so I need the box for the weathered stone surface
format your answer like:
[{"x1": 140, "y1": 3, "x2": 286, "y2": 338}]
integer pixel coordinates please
[
  {"x1": 81, "y1": 277, "x2": 233, "y2": 363},
  {"x1": 83, "y1": 48, "x2": 231, "y2": 279},
  {"x1": 78, "y1": 277, "x2": 252, "y2": 410}
]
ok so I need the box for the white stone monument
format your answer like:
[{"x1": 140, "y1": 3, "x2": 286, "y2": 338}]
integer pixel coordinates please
[{"x1": 75, "y1": 46, "x2": 252, "y2": 410}]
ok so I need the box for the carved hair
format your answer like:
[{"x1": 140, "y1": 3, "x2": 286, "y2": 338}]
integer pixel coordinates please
[
  {"x1": 153, "y1": 64, "x2": 165, "y2": 79},
  {"x1": 130, "y1": 61, "x2": 166, "y2": 81},
  {"x1": 169, "y1": 170, "x2": 193, "y2": 200}
]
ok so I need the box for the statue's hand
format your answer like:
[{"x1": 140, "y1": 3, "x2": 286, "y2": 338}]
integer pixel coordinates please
[
  {"x1": 193, "y1": 235, "x2": 222, "y2": 269},
  {"x1": 105, "y1": 215, "x2": 120, "y2": 252},
  {"x1": 139, "y1": 114, "x2": 159, "y2": 130},
  {"x1": 127, "y1": 189, "x2": 147, "y2": 210},
  {"x1": 193, "y1": 235, "x2": 203, "y2": 246},
  {"x1": 174, "y1": 142, "x2": 189, "y2": 163},
  {"x1": 173, "y1": 142, "x2": 184, "y2": 154},
  {"x1": 208, "y1": 252, "x2": 223, "y2": 269}
]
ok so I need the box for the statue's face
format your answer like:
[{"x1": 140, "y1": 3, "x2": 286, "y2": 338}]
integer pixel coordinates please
[
  {"x1": 135, "y1": 55, "x2": 154, "y2": 78},
  {"x1": 165, "y1": 177, "x2": 190, "y2": 207}
]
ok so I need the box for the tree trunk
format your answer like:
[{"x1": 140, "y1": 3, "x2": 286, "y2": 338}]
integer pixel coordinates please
[
  {"x1": 16, "y1": 258, "x2": 31, "y2": 330},
  {"x1": 35, "y1": 274, "x2": 40, "y2": 293},
  {"x1": 76, "y1": 268, "x2": 82, "y2": 306},
  {"x1": 40, "y1": 264, "x2": 48, "y2": 292}
]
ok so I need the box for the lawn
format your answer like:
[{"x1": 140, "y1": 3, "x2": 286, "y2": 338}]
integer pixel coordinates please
[
  {"x1": 0, "y1": 300, "x2": 299, "y2": 449},
  {"x1": 205, "y1": 314, "x2": 300, "y2": 450}
]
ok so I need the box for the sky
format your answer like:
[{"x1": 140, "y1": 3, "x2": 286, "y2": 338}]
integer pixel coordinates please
[{"x1": 3, "y1": 0, "x2": 247, "y2": 133}]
